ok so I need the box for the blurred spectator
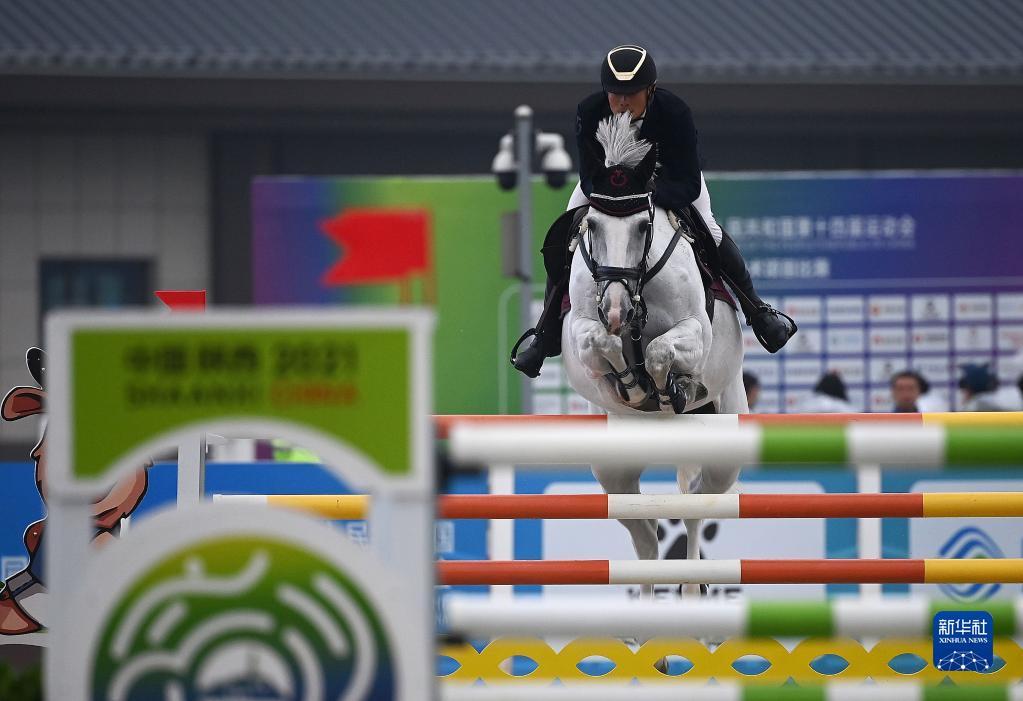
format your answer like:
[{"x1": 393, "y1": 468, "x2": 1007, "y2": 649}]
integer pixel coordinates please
[
  {"x1": 743, "y1": 371, "x2": 761, "y2": 411},
  {"x1": 800, "y1": 371, "x2": 855, "y2": 413},
  {"x1": 890, "y1": 370, "x2": 926, "y2": 412},
  {"x1": 958, "y1": 363, "x2": 1020, "y2": 411},
  {"x1": 889, "y1": 369, "x2": 947, "y2": 412}
]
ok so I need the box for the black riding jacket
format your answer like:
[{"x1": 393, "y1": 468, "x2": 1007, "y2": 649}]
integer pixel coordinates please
[{"x1": 576, "y1": 88, "x2": 702, "y2": 213}]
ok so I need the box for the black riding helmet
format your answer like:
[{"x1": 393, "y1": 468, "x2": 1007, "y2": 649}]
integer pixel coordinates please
[{"x1": 601, "y1": 45, "x2": 657, "y2": 94}]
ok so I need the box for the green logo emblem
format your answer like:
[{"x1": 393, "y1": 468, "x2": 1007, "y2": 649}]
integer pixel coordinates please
[{"x1": 89, "y1": 536, "x2": 395, "y2": 700}]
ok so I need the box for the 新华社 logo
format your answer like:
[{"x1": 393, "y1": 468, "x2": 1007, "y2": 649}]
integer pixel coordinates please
[{"x1": 933, "y1": 610, "x2": 993, "y2": 672}]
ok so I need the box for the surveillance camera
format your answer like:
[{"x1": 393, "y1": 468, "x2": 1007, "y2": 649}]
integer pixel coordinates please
[
  {"x1": 491, "y1": 134, "x2": 517, "y2": 191},
  {"x1": 540, "y1": 147, "x2": 572, "y2": 189},
  {"x1": 496, "y1": 170, "x2": 517, "y2": 191},
  {"x1": 536, "y1": 132, "x2": 573, "y2": 190},
  {"x1": 544, "y1": 170, "x2": 567, "y2": 189}
]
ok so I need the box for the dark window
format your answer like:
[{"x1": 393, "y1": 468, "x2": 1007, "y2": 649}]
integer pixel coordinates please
[{"x1": 39, "y1": 259, "x2": 153, "y2": 334}]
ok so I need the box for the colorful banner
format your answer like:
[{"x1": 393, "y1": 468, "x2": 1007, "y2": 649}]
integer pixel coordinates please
[
  {"x1": 251, "y1": 173, "x2": 1023, "y2": 415},
  {"x1": 252, "y1": 176, "x2": 570, "y2": 415}
]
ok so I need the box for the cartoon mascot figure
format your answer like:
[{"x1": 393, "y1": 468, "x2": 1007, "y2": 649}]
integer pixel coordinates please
[{"x1": 1, "y1": 348, "x2": 149, "y2": 634}]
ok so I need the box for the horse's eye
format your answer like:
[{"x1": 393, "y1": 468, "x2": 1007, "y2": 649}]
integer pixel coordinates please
[{"x1": 638, "y1": 221, "x2": 650, "y2": 235}]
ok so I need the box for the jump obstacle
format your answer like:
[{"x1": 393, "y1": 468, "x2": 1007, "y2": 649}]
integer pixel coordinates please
[
  {"x1": 438, "y1": 558, "x2": 1023, "y2": 585},
  {"x1": 203, "y1": 413, "x2": 1023, "y2": 690},
  {"x1": 440, "y1": 634, "x2": 1023, "y2": 687},
  {"x1": 214, "y1": 491, "x2": 1023, "y2": 520},
  {"x1": 442, "y1": 637, "x2": 1023, "y2": 687},
  {"x1": 212, "y1": 414, "x2": 1023, "y2": 589},
  {"x1": 431, "y1": 413, "x2": 1023, "y2": 690},
  {"x1": 440, "y1": 684, "x2": 1023, "y2": 701},
  {"x1": 432, "y1": 411, "x2": 1023, "y2": 438},
  {"x1": 444, "y1": 597, "x2": 1023, "y2": 638},
  {"x1": 448, "y1": 423, "x2": 1023, "y2": 468},
  {"x1": 440, "y1": 598, "x2": 1023, "y2": 687}
]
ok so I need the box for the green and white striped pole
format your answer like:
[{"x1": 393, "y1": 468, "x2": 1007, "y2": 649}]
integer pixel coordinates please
[
  {"x1": 449, "y1": 424, "x2": 1023, "y2": 468},
  {"x1": 445, "y1": 597, "x2": 1023, "y2": 639}
]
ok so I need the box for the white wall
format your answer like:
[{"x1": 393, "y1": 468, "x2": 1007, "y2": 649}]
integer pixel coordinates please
[{"x1": 0, "y1": 130, "x2": 210, "y2": 445}]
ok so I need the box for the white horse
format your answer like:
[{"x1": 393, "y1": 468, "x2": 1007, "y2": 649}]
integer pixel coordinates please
[{"x1": 561, "y1": 113, "x2": 747, "y2": 596}]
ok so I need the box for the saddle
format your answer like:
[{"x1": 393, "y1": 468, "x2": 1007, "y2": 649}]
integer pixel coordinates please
[{"x1": 667, "y1": 206, "x2": 737, "y2": 323}]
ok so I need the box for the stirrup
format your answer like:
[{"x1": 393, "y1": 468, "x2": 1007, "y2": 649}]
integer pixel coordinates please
[
  {"x1": 510, "y1": 327, "x2": 538, "y2": 364},
  {"x1": 510, "y1": 328, "x2": 548, "y2": 378},
  {"x1": 750, "y1": 305, "x2": 798, "y2": 353}
]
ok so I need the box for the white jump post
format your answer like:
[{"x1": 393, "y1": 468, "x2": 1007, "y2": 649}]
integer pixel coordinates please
[
  {"x1": 488, "y1": 463, "x2": 516, "y2": 602},
  {"x1": 175, "y1": 431, "x2": 206, "y2": 508},
  {"x1": 856, "y1": 461, "x2": 883, "y2": 599}
]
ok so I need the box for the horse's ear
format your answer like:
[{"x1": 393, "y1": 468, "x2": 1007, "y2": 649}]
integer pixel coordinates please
[{"x1": 636, "y1": 144, "x2": 657, "y2": 183}]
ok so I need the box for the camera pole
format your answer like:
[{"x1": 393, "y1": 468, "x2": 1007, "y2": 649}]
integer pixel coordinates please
[{"x1": 514, "y1": 104, "x2": 534, "y2": 414}]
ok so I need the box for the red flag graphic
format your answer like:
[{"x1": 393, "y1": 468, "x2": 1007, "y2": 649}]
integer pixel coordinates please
[
  {"x1": 155, "y1": 290, "x2": 206, "y2": 311},
  {"x1": 320, "y1": 208, "x2": 431, "y2": 286}
]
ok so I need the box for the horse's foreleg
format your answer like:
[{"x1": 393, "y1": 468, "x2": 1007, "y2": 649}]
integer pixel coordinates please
[
  {"x1": 571, "y1": 317, "x2": 648, "y2": 406},
  {"x1": 676, "y1": 465, "x2": 704, "y2": 598},
  {"x1": 681, "y1": 466, "x2": 740, "y2": 598},
  {"x1": 644, "y1": 317, "x2": 707, "y2": 408},
  {"x1": 620, "y1": 518, "x2": 659, "y2": 600}
]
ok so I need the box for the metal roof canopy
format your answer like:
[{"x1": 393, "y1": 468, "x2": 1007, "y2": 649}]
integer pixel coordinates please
[{"x1": 2, "y1": 0, "x2": 1022, "y2": 84}]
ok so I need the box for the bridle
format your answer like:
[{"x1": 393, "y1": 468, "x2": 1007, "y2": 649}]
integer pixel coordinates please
[
  {"x1": 578, "y1": 194, "x2": 654, "y2": 330},
  {"x1": 577, "y1": 195, "x2": 695, "y2": 410},
  {"x1": 578, "y1": 193, "x2": 690, "y2": 333}
]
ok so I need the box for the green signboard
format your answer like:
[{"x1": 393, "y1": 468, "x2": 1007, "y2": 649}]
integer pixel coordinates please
[{"x1": 69, "y1": 326, "x2": 411, "y2": 480}]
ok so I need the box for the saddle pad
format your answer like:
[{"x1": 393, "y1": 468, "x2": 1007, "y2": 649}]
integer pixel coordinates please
[{"x1": 710, "y1": 277, "x2": 737, "y2": 312}]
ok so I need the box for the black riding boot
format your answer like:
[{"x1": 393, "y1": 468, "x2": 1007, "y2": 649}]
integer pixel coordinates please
[
  {"x1": 510, "y1": 277, "x2": 566, "y2": 378},
  {"x1": 719, "y1": 231, "x2": 797, "y2": 353},
  {"x1": 511, "y1": 206, "x2": 587, "y2": 378}
]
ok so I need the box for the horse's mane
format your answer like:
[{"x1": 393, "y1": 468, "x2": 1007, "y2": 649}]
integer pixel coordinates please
[{"x1": 596, "y1": 112, "x2": 652, "y2": 168}]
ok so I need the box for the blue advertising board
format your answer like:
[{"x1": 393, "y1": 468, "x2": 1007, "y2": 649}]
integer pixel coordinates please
[{"x1": 712, "y1": 172, "x2": 1023, "y2": 413}]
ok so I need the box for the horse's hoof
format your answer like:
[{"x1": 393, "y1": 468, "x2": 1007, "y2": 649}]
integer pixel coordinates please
[
  {"x1": 670, "y1": 387, "x2": 688, "y2": 414},
  {"x1": 678, "y1": 375, "x2": 709, "y2": 403},
  {"x1": 665, "y1": 375, "x2": 688, "y2": 413}
]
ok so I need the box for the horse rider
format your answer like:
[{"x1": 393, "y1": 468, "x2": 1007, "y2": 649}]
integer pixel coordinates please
[{"x1": 512, "y1": 44, "x2": 796, "y2": 378}]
